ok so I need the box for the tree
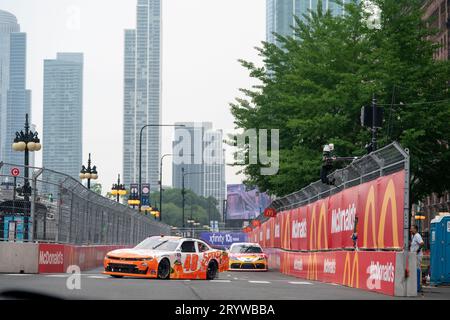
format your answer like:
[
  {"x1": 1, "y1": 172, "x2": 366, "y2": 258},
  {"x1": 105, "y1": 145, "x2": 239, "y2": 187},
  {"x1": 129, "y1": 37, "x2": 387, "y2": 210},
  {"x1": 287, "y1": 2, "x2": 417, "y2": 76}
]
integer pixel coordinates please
[
  {"x1": 149, "y1": 188, "x2": 221, "y2": 227},
  {"x1": 230, "y1": 0, "x2": 450, "y2": 202},
  {"x1": 91, "y1": 183, "x2": 102, "y2": 195}
]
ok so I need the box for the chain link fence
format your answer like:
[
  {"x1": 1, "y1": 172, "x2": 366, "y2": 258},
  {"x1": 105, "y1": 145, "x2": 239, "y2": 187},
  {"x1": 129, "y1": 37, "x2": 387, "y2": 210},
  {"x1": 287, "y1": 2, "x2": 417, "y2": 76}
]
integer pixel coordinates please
[
  {"x1": 0, "y1": 162, "x2": 170, "y2": 245},
  {"x1": 260, "y1": 141, "x2": 410, "y2": 229}
]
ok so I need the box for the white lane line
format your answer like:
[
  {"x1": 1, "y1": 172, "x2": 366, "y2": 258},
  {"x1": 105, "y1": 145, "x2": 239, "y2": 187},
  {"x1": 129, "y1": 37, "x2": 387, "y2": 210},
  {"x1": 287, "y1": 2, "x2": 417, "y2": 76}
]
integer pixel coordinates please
[
  {"x1": 44, "y1": 275, "x2": 69, "y2": 278},
  {"x1": 233, "y1": 277, "x2": 239, "y2": 280},
  {"x1": 248, "y1": 280, "x2": 271, "y2": 284},
  {"x1": 209, "y1": 280, "x2": 231, "y2": 283},
  {"x1": 88, "y1": 276, "x2": 109, "y2": 279},
  {"x1": 288, "y1": 281, "x2": 313, "y2": 285},
  {"x1": 4, "y1": 274, "x2": 33, "y2": 276}
]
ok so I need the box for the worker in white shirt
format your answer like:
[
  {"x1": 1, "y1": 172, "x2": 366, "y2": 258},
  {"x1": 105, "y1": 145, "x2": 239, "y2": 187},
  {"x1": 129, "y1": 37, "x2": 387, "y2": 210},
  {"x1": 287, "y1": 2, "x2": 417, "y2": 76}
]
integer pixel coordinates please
[{"x1": 410, "y1": 225, "x2": 424, "y2": 293}]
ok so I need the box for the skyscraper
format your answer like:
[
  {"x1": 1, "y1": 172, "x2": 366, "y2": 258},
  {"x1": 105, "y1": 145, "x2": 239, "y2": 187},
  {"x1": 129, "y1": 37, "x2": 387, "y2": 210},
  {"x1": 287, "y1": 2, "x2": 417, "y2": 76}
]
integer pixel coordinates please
[
  {"x1": 172, "y1": 122, "x2": 226, "y2": 214},
  {"x1": 43, "y1": 53, "x2": 83, "y2": 180},
  {"x1": 266, "y1": 0, "x2": 350, "y2": 44},
  {"x1": 0, "y1": 10, "x2": 31, "y2": 166},
  {"x1": 123, "y1": 0, "x2": 162, "y2": 189}
]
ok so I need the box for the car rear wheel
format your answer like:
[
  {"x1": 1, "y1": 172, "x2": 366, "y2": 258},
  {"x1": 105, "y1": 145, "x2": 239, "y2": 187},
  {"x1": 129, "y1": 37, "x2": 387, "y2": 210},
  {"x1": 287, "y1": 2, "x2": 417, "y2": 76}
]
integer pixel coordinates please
[
  {"x1": 157, "y1": 259, "x2": 170, "y2": 280},
  {"x1": 206, "y1": 261, "x2": 218, "y2": 280}
]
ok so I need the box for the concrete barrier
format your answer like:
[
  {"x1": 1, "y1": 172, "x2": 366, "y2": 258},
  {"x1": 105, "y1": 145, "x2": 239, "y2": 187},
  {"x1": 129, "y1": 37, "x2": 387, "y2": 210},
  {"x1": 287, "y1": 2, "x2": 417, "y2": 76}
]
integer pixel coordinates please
[
  {"x1": 0, "y1": 242, "x2": 128, "y2": 274},
  {"x1": 265, "y1": 248, "x2": 417, "y2": 297},
  {"x1": 0, "y1": 242, "x2": 39, "y2": 274}
]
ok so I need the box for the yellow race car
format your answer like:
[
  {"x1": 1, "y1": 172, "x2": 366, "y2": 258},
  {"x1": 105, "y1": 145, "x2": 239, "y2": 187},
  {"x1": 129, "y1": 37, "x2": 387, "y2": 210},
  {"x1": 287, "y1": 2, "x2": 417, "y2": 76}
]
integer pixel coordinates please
[{"x1": 228, "y1": 242, "x2": 268, "y2": 271}]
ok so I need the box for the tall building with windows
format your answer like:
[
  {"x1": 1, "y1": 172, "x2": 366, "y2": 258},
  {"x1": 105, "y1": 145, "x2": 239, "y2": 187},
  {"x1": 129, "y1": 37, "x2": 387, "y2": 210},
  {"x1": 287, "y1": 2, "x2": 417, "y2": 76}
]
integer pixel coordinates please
[
  {"x1": 172, "y1": 122, "x2": 226, "y2": 214},
  {"x1": 0, "y1": 10, "x2": 32, "y2": 166},
  {"x1": 43, "y1": 53, "x2": 83, "y2": 180},
  {"x1": 123, "y1": 0, "x2": 162, "y2": 189},
  {"x1": 266, "y1": 0, "x2": 351, "y2": 44},
  {"x1": 423, "y1": 0, "x2": 449, "y2": 61}
]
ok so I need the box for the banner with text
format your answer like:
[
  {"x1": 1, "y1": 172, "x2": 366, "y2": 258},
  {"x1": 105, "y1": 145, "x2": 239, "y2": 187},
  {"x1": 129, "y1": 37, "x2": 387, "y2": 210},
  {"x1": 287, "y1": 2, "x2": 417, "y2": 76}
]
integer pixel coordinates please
[{"x1": 249, "y1": 171, "x2": 405, "y2": 251}]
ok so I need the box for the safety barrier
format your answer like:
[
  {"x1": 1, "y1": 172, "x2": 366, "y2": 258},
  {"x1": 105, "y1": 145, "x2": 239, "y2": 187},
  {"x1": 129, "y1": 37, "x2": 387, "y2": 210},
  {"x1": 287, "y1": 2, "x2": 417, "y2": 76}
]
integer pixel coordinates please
[
  {"x1": 0, "y1": 242, "x2": 127, "y2": 274},
  {"x1": 265, "y1": 248, "x2": 417, "y2": 296},
  {"x1": 249, "y1": 142, "x2": 412, "y2": 296}
]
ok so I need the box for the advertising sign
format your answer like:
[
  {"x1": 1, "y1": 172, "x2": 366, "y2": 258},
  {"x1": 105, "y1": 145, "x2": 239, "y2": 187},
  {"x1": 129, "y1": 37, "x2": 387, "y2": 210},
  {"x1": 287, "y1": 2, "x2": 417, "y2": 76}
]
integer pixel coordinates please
[
  {"x1": 141, "y1": 183, "x2": 150, "y2": 207},
  {"x1": 226, "y1": 184, "x2": 271, "y2": 220},
  {"x1": 199, "y1": 232, "x2": 247, "y2": 248},
  {"x1": 249, "y1": 171, "x2": 405, "y2": 251}
]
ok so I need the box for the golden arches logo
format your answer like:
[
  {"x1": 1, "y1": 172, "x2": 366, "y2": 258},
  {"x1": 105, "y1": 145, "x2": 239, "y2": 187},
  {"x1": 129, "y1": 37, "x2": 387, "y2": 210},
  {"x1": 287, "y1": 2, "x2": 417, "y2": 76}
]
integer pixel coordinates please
[
  {"x1": 282, "y1": 212, "x2": 291, "y2": 249},
  {"x1": 343, "y1": 252, "x2": 359, "y2": 288},
  {"x1": 281, "y1": 252, "x2": 290, "y2": 274},
  {"x1": 363, "y1": 179, "x2": 400, "y2": 249},
  {"x1": 307, "y1": 253, "x2": 318, "y2": 280},
  {"x1": 309, "y1": 202, "x2": 328, "y2": 250}
]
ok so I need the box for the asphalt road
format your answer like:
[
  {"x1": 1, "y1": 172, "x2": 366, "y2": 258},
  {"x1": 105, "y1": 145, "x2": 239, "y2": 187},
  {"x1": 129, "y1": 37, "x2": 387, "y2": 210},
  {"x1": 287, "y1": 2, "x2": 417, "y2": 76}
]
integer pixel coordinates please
[{"x1": 0, "y1": 268, "x2": 448, "y2": 300}]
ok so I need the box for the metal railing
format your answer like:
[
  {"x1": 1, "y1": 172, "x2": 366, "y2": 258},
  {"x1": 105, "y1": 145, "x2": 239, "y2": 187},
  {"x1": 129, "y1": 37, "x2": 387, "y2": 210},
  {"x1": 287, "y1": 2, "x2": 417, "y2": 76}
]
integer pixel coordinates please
[
  {"x1": 261, "y1": 141, "x2": 410, "y2": 225},
  {"x1": 0, "y1": 162, "x2": 170, "y2": 245}
]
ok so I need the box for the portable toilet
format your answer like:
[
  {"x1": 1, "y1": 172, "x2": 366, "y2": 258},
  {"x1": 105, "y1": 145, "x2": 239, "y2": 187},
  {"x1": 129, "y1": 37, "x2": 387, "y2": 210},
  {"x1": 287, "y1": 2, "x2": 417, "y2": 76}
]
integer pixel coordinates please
[{"x1": 430, "y1": 214, "x2": 450, "y2": 285}]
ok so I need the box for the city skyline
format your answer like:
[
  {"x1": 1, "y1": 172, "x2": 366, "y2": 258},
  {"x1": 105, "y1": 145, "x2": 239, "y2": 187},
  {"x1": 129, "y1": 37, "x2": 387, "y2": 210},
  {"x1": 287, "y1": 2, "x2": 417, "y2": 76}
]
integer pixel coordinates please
[{"x1": 0, "y1": 0, "x2": 265, "y2": 194}]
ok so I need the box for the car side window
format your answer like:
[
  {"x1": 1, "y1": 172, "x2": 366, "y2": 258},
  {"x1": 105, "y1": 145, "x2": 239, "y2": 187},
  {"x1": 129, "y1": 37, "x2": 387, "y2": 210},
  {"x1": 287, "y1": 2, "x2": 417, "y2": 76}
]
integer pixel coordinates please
[
  {"x1": 197, "y1": 242, "x2": 209, "y2": 253},
  {"x1": 181, "y1": 241, "x2": 196, "y2": 253}
]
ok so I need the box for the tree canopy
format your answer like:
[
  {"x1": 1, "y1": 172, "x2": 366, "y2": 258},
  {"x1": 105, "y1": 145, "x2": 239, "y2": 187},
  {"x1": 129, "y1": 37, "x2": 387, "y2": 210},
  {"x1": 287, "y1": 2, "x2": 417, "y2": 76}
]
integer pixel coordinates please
[{"x1": 230, "y1": 0, "x2": 450, "y2": 203}]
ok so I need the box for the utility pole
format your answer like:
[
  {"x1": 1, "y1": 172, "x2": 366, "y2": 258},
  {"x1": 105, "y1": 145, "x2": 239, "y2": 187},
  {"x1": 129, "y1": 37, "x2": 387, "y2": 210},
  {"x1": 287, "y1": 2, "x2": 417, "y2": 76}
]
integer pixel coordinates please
[{"x1": 372, "y1": 94, "x2": 378, "y2": 152}]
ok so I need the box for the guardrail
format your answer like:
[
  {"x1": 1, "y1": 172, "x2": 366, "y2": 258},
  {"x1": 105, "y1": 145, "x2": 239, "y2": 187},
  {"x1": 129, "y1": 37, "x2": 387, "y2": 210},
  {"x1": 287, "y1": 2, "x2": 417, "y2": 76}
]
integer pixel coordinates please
[{"x1": 0, "y1": 162, "x2": 170, "y2": 245}]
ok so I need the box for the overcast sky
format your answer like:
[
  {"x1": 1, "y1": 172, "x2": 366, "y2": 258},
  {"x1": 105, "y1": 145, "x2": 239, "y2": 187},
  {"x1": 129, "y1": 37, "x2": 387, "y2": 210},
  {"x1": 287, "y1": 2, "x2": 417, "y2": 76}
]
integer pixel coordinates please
[{"x1": 1, "y1": 0, "x2": 266, "y2": 194}]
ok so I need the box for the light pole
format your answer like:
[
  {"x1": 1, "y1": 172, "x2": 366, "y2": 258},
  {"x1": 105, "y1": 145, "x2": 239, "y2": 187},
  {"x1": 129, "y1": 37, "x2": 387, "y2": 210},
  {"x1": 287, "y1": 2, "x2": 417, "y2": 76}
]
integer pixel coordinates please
[
  {"x1": 138, "y1": 124, "x2": 185, "y2": 212},
  {"x1": 12, "y1": 113, "x2": 42, "y2": 241},
  {"x1": 80, "y1": 153, "x2": 98, "y2": 189},
  {"x1": 181, "y1": 168, "x2": 204, "y2": 229},
  {"x1": 159, "y1": 153, "x2": 173, "y2": 222},
  {"x1": 111, "y1": 174, "x2": 127, "y2": 202}
]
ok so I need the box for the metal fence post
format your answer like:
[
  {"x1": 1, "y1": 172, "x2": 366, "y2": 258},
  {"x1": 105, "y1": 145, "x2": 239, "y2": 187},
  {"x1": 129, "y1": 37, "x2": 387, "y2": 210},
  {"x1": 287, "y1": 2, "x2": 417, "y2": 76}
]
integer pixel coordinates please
[{"x1": 30, "y1": 168, "x2": 43, "y2": 242}]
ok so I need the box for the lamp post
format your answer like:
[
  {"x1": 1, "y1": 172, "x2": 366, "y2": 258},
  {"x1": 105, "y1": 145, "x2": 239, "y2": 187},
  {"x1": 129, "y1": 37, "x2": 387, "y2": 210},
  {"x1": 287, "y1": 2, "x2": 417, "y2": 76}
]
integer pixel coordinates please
[
  {"x1": 12, "y1": 114, "x2": 41, "y2": 241},
  {"x1": 181, "y1": 168, "x2": 204, "y2": 229},
  {"x1": 80, "y1": 153, "x2": 98, "y2": 189},
  {"x1": 138, "y1": 124, "x2": 185, "y2": 212},
  {"x1": 111, "y1": 174, "x2": 127, "y2": 202},
  {"x1": 159, "y1": 153, "x2": 173, "y2": 222},
  {"x1": 12, "y1": 114, "x2": 42, "y2": 203},
  {"x1": 159, "y1": 153, "x2": 192, "y2": 222}
]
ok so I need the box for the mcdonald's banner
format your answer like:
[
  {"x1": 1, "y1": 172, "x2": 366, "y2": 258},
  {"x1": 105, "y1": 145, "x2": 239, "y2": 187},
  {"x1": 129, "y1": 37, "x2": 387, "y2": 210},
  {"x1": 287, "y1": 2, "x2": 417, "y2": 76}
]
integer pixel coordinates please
[
  {"x1": 249, "y1": 171, "x2": 405, "y2": 251},
  {"x1": 267, "y1": 249, "x2": 397, "y2": 296}
]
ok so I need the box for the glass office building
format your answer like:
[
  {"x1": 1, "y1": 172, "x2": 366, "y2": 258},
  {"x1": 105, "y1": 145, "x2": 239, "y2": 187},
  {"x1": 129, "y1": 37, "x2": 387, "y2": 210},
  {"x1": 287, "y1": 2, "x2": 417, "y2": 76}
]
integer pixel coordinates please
[
  {"x1": 43, "y1": 53, "x2": 83, "y2": 180},
  {"x1": 0, "y1": 10, "x2": 32, "y2": 167},
  {"x1": 123, "y1": 0, "x2": 162, "y2": 189},
  {"x1": 266, "y1": 0, "x2": 351, "y2": 44}
]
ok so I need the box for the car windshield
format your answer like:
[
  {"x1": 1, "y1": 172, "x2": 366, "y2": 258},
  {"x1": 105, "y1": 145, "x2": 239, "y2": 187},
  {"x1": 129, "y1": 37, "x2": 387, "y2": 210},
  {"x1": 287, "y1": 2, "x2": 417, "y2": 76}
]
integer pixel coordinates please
[
  {"x1": 230, "y1": 244, "x2": 263, "y2": 254},
  {"x1": 134, "y1": 237, "x2": 180, "y2": 251}
]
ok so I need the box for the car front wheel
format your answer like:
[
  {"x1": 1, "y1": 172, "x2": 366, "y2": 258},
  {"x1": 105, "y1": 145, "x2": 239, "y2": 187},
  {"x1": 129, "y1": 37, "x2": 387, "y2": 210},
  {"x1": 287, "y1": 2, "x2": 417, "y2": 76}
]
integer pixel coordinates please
[{"x1": 157, "y1": 259, "x2": 171, "y2": 280}]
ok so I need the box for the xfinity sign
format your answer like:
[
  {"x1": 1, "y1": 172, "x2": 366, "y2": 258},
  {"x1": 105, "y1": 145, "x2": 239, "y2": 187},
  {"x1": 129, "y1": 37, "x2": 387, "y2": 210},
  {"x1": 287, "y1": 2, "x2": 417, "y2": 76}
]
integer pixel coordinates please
[{"x1": 199, "y1": 232, "x2": 247, "y2": 248}]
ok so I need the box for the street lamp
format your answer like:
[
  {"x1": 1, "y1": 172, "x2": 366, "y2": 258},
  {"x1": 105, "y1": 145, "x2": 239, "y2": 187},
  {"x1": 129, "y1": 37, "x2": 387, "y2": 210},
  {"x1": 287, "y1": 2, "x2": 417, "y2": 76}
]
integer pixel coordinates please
[
  {"x1": 111, "y1": 174, "x2": 127, "y2": 202},
  {"x1": 12, "y1": 113, "x2": 41, "y2": 202},
  {"x1": 159, "y1": 153, "x2": 193, "y2": 222},
  {"x1": 12, "y1": 114, "x2": 41, "y2": 241},
  {"x1": 181, "y1": 168, "x2": 204, "y2": 229},
  {"x1": 138, "y1": 124, "x2": 185, "y2": 212},
  {"x1": 80, "y1": 153, "x2": 98, "y2": 189}
]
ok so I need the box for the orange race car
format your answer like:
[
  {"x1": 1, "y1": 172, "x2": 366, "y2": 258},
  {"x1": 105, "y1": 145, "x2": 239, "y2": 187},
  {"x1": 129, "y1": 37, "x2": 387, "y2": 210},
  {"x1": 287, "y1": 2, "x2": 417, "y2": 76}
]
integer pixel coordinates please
[
  {"x1": 103, "y1": 236, "x2": 228, "y2": 280},
  {"x1": 228, "y1": 242, "x2": 268, "y2": 271}
]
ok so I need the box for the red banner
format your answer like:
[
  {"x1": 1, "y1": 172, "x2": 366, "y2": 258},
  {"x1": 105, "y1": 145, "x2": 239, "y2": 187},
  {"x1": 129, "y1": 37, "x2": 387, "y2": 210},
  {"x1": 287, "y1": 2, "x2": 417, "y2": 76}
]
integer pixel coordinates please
[
  {"x1": 250, "y1": 171, "x2": 405, "y2": 251},
  {"x1": 38, "y1": 244, "x2": 127, "y2": 273},
  {"x1": 267, "y1": 249, "x2": 397, "y2": 296}
]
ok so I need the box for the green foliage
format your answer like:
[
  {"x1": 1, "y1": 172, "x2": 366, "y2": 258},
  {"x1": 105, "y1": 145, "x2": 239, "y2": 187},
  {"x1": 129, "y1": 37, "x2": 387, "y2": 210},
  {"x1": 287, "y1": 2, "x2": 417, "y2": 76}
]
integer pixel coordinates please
[
  {"x1": 91, "y1": 183, "x2": 102, "y2": 195},
  {"x1": 150, "y1": 188, "x2": 221, "y2": 227},
  {"x1": 231, "y1": 0, "x2": 450, "y2": 202}
]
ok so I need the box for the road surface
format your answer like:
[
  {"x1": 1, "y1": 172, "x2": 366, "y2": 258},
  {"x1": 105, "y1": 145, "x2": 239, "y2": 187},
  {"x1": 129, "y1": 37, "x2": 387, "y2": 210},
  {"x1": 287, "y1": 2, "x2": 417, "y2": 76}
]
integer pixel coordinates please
[{"x1": 0, "y1": 268, "x2": 448, "y2": 300}]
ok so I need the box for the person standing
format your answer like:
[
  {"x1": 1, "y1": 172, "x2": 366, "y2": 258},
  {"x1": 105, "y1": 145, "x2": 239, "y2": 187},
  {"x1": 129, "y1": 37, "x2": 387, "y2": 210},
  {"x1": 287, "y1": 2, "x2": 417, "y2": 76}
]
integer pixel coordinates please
[{"x1": 410, "y1": 225, "x2": 424, "y2": 293}]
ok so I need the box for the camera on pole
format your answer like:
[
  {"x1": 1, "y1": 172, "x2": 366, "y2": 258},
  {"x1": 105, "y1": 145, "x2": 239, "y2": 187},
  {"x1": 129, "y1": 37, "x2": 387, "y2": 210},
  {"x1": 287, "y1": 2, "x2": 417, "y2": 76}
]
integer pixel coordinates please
[
  {"x1": 320, "y1": 144, "x2": 336, "y2": 185},
  {"x1": 320, "y1": 143, "x2": 358, "y2": 186}
]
